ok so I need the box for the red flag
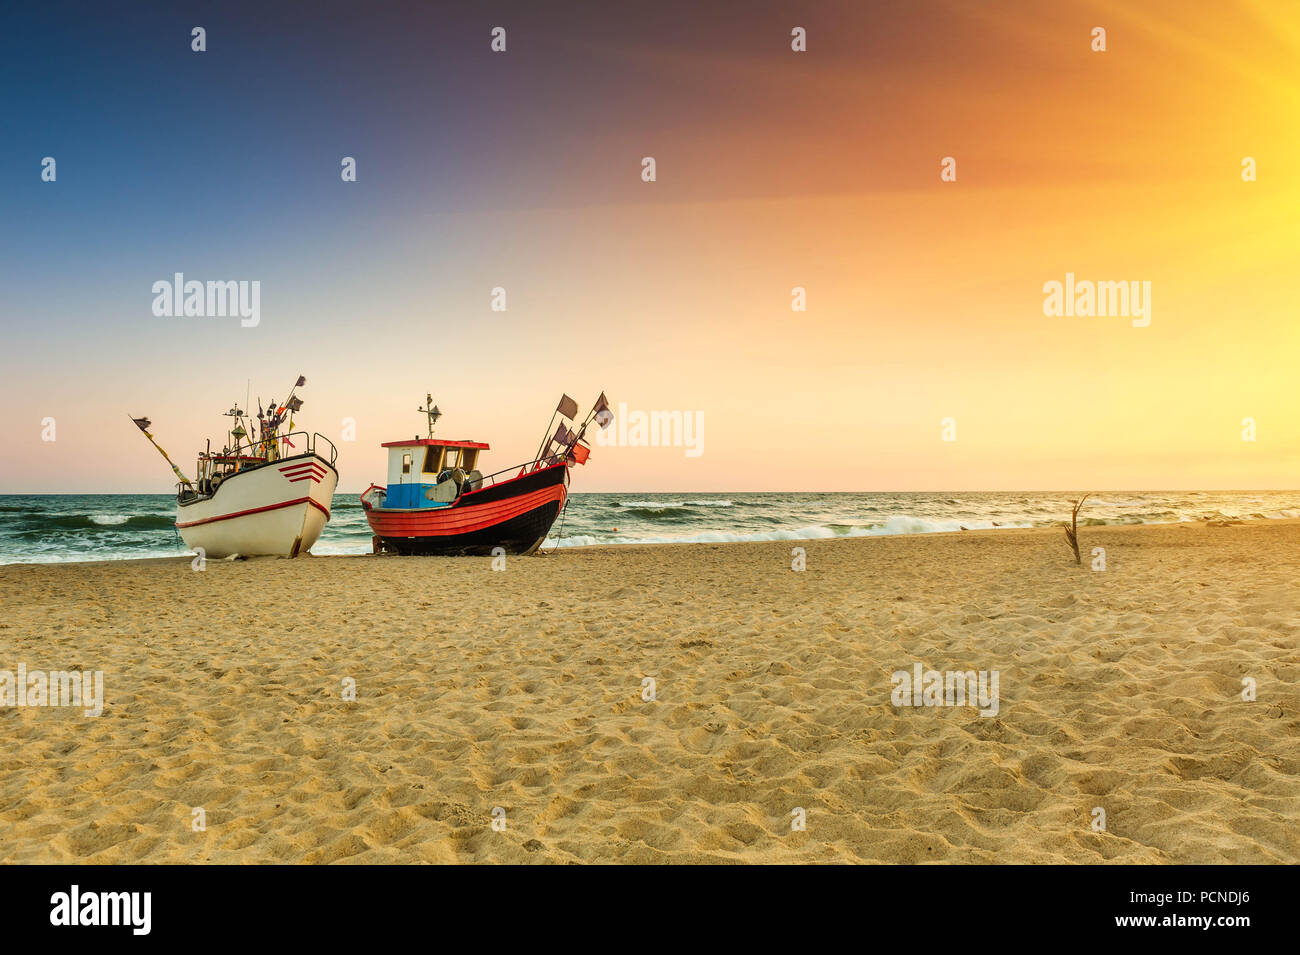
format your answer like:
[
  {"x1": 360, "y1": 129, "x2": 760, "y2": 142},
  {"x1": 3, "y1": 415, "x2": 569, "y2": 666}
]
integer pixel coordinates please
[{"x1": 569, "y1": 442, "x2": 590, "y2": 465}]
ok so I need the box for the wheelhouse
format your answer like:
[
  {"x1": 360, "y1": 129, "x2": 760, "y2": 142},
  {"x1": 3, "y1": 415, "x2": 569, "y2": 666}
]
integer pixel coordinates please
[{"x1": 381, "y1": 438, "x2": 490, "y2": 508}]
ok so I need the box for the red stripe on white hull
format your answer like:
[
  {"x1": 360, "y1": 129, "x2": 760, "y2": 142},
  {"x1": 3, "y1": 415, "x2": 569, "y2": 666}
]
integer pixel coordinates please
[{"x1": 176, "y1": 454, "x2": 338, "y2": 558}]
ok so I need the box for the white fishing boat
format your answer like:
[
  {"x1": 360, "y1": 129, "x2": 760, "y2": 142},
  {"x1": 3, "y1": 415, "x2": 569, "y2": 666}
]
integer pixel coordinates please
[{"x1": 131, "y1": 375, "x2": 338, "y2": 559}]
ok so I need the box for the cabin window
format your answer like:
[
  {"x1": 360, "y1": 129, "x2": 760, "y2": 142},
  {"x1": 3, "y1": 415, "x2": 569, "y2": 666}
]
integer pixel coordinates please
[
  {"x1": 443, "y1": 448, "x2": 461, "y2": 470},
  {"x1": 423, "y1": 446, "x2": 443, "y2": 473},
  {"x1": 402, "y1": 453, "x2": 412, "y2": 475},
  {"x1": 461, "y1": 449, "x2": 479, "y2": 471}
]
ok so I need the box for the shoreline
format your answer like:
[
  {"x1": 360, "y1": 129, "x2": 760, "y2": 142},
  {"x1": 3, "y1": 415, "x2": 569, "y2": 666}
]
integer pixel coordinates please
[{"x1": 2, "y1": 515, "x2": 1298, "y2": 570}]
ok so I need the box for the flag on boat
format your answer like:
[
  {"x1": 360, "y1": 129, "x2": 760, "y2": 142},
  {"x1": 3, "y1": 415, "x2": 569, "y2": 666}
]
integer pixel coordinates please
[
  {"x1": 127, "y1": 413, "x2": 192, "y2": 485},
  {"x1": 552, "y1": 423, "x2": 572, "y2": 447},
  {"x1": 556, "y1": 394, "x2": 579, "y2": 420},
  {"x1": 295, "y1": 375, "x2": 306, "y2": 387},
  {"x1": 593, "y1": 392, "x2": 613, "y2": 430},
  {"x1": 287, "y1": 396, "x2": 304, "y2": 412},
  {"x1": 569, "y1": 442, "x2": 590, "y2": 465}
]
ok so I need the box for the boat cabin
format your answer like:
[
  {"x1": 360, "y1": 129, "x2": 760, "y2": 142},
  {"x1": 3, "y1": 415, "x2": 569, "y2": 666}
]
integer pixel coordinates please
[{"x1": 381, "y1": 438, "x2": 489, "y2": 508}]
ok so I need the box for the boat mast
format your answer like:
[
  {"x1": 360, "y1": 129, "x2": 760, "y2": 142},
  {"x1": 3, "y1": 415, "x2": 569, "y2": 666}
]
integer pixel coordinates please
[{"x1": 417, "y1": 393, "x2": 441, "y2": 438}]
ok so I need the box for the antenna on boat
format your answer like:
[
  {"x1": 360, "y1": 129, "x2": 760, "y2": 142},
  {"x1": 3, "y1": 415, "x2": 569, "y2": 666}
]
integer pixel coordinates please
[
  {"x1": 224, "y1": 403, "x2": 246, "y2": 456},
  {"x1": 417, "y1": 393, "x2": 441, "y2": 437}
]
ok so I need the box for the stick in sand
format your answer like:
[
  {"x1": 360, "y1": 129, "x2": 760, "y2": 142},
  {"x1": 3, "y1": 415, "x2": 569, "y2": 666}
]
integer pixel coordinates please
[{"x1": 1061, "y1": 493, "x2": 1092, "y2": 565}]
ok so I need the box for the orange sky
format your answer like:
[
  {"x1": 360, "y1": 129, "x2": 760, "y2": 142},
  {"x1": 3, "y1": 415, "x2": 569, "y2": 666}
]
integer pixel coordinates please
[{"x1": 2, "y1": 0, "x2": 1296, "y2": 492}]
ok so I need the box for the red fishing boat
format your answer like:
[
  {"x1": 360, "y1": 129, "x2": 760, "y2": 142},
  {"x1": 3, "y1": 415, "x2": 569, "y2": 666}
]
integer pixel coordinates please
[{"x1": 360, "y1": 392, "x2": 610, "y2": 555}]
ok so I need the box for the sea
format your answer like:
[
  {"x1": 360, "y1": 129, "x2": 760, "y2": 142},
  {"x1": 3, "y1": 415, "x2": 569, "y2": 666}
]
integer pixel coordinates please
[{"x1": 1, "y1": 491, "x2": 1297, "y2": 565}]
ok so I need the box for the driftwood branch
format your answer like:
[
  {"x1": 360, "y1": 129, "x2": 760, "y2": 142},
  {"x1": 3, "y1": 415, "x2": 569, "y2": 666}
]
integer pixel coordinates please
[{"x1": 1061, "y1": 493, "x2": 1091, "y2": 565}]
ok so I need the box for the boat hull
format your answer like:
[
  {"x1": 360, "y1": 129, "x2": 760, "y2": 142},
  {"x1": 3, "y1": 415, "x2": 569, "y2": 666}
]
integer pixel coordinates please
[
  {"x1": 175, "y1": 452, "x2": 338, "y2": 558},
  {"x1": 364, "y1": 461, "x2": 567, "y2": 556}
]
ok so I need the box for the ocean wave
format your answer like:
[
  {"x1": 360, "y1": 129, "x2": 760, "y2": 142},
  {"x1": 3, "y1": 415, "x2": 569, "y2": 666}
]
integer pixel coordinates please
[
  {"x1": 612, "y1": 499, "x2": 736, "y2": 521},
  {"x1": 38, "y1": 514, "x2": 176, "y2": 532},
  {"x1": 0, "y1": 546, "x2": 190, "y2": 565},
  {"x1": 546, "y1": 534, "x2": 599, "y2": 548},
  {"x1": 545, "y1": 515, "x2": 1039, "y2": 548},
  {"x1": 547, "y1": 526, "x2": 852, "y2": 547},
  {"x1": 90, "y1": 513, "x2": 130, "y2": 525},
  {"x1": 615, "y1": 501, "x2": 688, "y2": 510},
  {"x1": 614, "y1": 506, "x2": 695, "y2": 521}
]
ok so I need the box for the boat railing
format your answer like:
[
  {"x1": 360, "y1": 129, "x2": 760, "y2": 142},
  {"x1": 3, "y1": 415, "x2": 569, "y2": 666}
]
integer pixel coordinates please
[
  {"x1": 310, "y1": 432, "x2": 339, "y2": 466},
  {"x1": 193, "y1": 432, "x2": 338, "y2": 467},
  {"x1": 264, "y1": 431, "x2": 339, "y2": 466},
  {"x1": 469, "y1": 457, "x2": 564, "y2": 493}
]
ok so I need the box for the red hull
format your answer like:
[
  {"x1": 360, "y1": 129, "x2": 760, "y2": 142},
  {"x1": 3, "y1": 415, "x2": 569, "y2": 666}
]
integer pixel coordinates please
[{"x1": 363, "y1": 462, "x2": 568, "y2": 555}]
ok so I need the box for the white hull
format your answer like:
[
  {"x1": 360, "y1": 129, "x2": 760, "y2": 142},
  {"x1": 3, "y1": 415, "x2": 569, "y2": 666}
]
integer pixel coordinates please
[{"x1": 175, "y1": 453, "x2": 338, "y2": 558}]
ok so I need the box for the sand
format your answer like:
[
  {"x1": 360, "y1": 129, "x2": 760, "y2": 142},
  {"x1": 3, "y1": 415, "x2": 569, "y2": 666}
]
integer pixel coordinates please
[{"x1": 0, "y1": 519, "x2": 1297, "y2": 864}]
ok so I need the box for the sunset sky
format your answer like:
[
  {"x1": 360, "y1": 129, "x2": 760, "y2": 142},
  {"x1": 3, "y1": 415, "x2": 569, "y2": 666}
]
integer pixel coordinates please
[{"x1": 2, "y1": 0, "x2": 1296, "y2": 492}]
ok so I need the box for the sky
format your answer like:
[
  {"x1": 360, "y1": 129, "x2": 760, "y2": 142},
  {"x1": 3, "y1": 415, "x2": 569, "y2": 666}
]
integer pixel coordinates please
[{"x1": 1, "y1": 0, "x2": 1296, "y2": 492}]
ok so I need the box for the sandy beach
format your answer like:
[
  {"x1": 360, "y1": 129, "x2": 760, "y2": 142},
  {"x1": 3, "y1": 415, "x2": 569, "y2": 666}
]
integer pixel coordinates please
[{"x1": 1, "y1": 520, "x2": 1296, "y2": 864}]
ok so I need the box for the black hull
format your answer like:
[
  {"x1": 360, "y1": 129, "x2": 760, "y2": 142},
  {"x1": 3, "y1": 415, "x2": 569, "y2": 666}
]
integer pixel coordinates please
[{"x1": 381, "y1": 499, "x2": 562, "y2": 556}]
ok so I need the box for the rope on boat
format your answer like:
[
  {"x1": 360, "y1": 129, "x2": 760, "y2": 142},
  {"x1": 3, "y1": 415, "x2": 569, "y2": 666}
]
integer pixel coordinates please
[{"x1": 541, "y1": 498, "x2": 569, "y2": 556}]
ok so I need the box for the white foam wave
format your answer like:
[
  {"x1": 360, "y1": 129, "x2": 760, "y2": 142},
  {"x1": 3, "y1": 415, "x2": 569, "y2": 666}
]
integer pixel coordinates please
[{"x1": 544, "y1": 515, "x2": 1036, "y2": 548}]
